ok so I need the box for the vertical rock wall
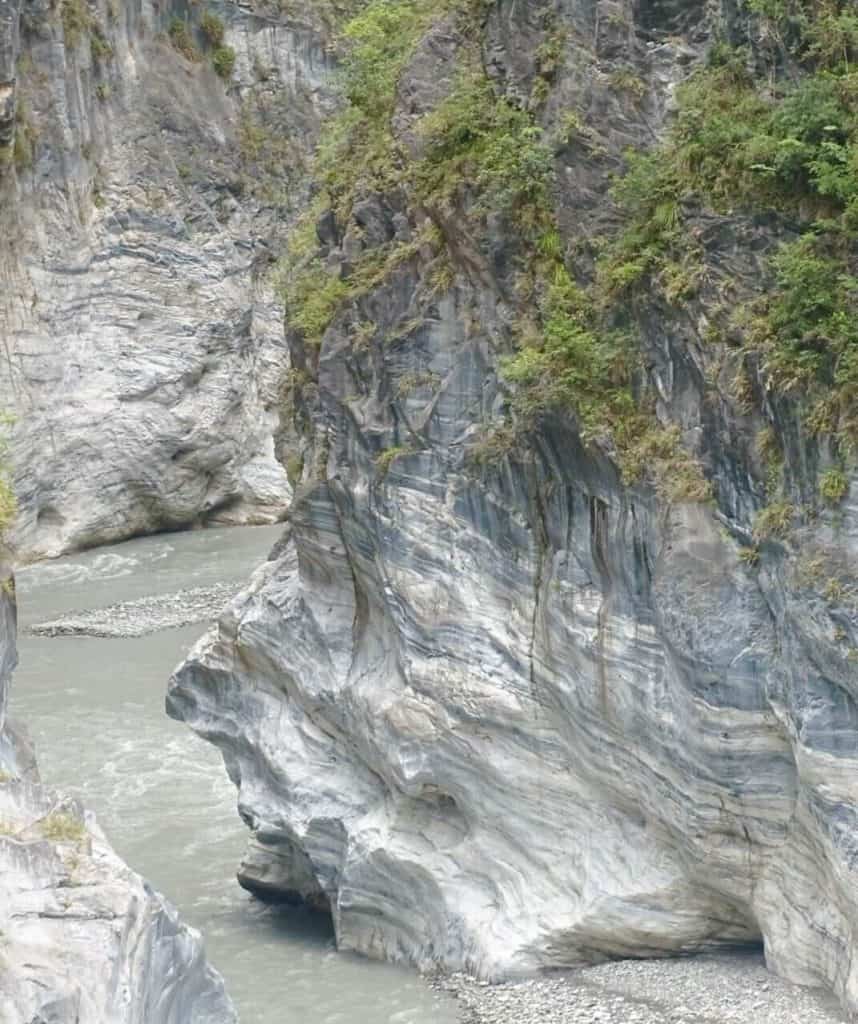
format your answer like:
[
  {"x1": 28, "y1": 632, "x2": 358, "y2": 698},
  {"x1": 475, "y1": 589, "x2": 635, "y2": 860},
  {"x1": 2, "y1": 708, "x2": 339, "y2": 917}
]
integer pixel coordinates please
[{"x1": 0, "y1": 0, "x2": 334, "y2": 559}]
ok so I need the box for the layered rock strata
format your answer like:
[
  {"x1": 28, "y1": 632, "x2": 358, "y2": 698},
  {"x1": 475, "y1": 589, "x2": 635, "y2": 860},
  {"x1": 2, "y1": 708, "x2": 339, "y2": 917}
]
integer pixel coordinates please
[
  {"x1": 0, "y1": 0, "x2": 336, "y2": 559},
  {"x1": 168, "y1": 0, "x2": 858, "y2": 1016}
]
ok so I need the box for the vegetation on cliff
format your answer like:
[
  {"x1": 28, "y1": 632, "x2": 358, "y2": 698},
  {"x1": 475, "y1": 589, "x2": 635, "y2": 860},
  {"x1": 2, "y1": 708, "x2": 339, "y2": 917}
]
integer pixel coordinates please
[
  {"x1": 280, "y1": 0, "x2": 855, "y2": 510},
  {"x1": 606, "y1": 13, "x2": 858, "y2": 465}
]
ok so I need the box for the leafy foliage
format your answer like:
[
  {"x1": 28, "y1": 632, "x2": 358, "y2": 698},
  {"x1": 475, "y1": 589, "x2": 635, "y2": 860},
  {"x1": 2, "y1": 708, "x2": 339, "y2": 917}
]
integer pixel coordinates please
[
  {"x1": 820, "y1": 467, "x2": 849, "y2": 502},
  {"x1": 89, "y1": 24, "x2": 113, "y2": 63},
  {"x1": 200, "y1": 11, "x2": 226, "y2": 48},
  {"x1": 61, "y1": 0, "x2": 92, "y2": 48},
  {"x1": 40, "y1": 813, "x2": 87, "y2": 844},
  {"x1": 168, "y1": 17, "x2": 200, "y2": 62},
  {"x1": 412, "y1": 71, "x2": 553, "y2": 221},
  {"x1": 282, "y1": 0, "x2": 708, "y2": 500},
  {"x1": 0, "y1": 414, "x2": 16, "y2": 536},
  {"x1": 212, "y1": 46, "x2": 236, "y2": 79},
  {"x1": 375, "y1": 444, "x2": 414, "y2": 477},
  {"x1": 282, "y1": 261, "x2": 350, "y2": 345},
  {"x1": 754, "y1": 500, "x2": 796, "y2": 539},
  {"x1": 601, "y1": 6, "x2": 858, "y2": 462},
  {"x1": 315, "y1": 0, "x2": 436, "y2": 210}
]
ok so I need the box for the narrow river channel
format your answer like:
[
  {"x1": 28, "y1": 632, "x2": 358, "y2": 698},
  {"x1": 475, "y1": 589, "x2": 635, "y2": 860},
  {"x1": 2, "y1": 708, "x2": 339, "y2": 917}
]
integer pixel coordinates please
[{"x1": 11, "y1": 524, "x2": 458, "y2": 1024}]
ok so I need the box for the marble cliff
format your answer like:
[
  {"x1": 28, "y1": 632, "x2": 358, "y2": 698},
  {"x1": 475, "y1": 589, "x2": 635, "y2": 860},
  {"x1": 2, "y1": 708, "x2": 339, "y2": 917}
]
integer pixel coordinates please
[
  {"x1": 0, "y1": 0, "x2": 337, "y2": 559},
  {"x1": 168, "y1": 0, "x2": 858, "y2": 1015},
  {"x1": 4, "y1": 0, "x2": 858, "y2": 1017}
]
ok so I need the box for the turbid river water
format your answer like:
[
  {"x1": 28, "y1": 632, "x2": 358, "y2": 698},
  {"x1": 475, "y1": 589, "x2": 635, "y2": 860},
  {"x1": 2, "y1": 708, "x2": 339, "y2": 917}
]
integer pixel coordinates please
[{"x1": 11, "y1": 524, "x2": 458, "y2": 1024}]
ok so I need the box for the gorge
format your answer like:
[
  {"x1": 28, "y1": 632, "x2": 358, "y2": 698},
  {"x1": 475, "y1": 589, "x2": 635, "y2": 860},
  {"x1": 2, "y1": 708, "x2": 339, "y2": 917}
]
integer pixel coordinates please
[{"x1": 2, "y1": 0, "x2": 858, "y2": 1020}]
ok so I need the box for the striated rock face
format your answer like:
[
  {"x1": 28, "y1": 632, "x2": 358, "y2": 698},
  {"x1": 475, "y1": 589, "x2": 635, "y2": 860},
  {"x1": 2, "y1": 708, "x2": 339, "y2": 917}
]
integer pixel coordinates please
[
  {"x1": 168, "y1": 0, "x2": 858, "y2": 1015},
  {"x1": 0, "y1": 560, "x2": 236, "y2": 1023},
  {"x1": 0, "y1": 0, "x2": 336, "y2": 560}
]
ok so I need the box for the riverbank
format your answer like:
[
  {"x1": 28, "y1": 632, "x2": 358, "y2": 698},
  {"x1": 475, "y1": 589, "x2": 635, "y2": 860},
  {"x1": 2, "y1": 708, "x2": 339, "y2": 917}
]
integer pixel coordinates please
[{"x1": 436, "y1": 953, "x2": 846, "y2": 1024}]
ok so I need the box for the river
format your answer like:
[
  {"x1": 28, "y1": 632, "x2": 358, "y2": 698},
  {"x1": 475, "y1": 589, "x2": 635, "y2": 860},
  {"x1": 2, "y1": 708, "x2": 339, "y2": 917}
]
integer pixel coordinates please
[{"x1": 10, "y1": 524, "x2": 458, "y2": 1024}]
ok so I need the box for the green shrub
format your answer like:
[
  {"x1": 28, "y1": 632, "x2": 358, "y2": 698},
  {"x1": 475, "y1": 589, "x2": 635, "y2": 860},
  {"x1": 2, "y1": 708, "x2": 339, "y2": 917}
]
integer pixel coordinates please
[
  {"x1": 412, "y1": 71, "x2": 552, "y2": 221},
  {"x1": 608, "y1": 68, "x2": 646, "y2": 98},
  {"x1": 61, "y1": 0, "x2": 92, "y2": 48},
  {"x1": 11, "y1": 104, "x2": 36, "y2": 170},
  {"x1": 90, "y1": 25, "x2": 113, "y2": 62},
  {"x1": 314, "y1": 0, "x2": 435, "y2": 210},
  {"x1": 820, "y1": 467, "x2": 849, "y2": 503},
  {"x1": 40, "y1": 813, "x2": 87, "y2": 844},
  {"x1": 375, "y1": 445, "x2": 413, "y2": 477},
  {"x1": 212, "y1": 45, "x2": 236, "y2": 79},
  {"x1": 283, "y1": 261, "x2": 349, "y2": 344},
  {"x1": 168, "y1": 17, "x2": 199, "y2": 61},
  {"x1": 285, "y1": 453, "x2": 304, "y2": 486},
  {"x1": 738, "y1": 545, "x2": 761, "y2": 567},
  {"x1": 281, "y1": 0, "x2": 709, "y2": 503},
  {"x1": 599, "y1": 12, "x2": 858, "y2": 463},
  {"x1": 468, "y1": 425, "x2": 518, "y2": 466},
  {"x1": 200, "y1": 11, "x2": 226, "y2": 47},
  {"x1": 342, "y1": 0, "x2": 433, "y2": 120},
  {"x1": 0, "y1": 413, "x2": 16, "y2": 536},
  {"x1": 753, "y1": 501, "x2": 796, "y2": 539}
]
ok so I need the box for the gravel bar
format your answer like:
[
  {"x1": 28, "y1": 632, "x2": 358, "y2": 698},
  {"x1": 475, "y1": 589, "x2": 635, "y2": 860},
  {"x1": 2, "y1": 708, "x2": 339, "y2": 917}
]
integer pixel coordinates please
[
  {"x1": 27, "y1": 583, "x2": 239, "y2": 638},
  {"x1": 435, "y1": 953, "x2": 848, "y2": 1024}
]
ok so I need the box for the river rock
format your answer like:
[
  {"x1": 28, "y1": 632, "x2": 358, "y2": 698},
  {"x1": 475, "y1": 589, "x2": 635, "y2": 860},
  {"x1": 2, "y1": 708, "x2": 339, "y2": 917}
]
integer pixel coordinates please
[
  {"x1": 168, "y1": 0, "x2": 858, "y2": 1016},
  {"x1": 0, "y1": 559, "x2": 236, "y2": 1023}
]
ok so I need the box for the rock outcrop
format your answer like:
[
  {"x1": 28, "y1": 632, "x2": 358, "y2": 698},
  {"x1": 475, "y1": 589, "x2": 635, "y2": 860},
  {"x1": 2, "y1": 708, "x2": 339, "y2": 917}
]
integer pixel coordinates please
[
  {"x1": 0, "y1": 558, "x2": 236, "y2": 1023},
  {"x1": 0, "y1": 0, "x2": 336, "y2": 560},
  {"x1": 160, "y1": 0, "x2": 858, "y2": 1015}
]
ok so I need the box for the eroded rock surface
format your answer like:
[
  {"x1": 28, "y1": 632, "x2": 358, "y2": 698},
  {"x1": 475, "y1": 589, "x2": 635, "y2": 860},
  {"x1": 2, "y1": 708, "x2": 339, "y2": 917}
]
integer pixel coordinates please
[
  {"x1": 162, "y1": 0, "x2": 858, "y2": 1016},
  {"x1": 0, "y1": 559, "x2": 236, "y2": 1023},
  {"x1": 0, "y1": 0, "x2": 337, "y2": 559}
]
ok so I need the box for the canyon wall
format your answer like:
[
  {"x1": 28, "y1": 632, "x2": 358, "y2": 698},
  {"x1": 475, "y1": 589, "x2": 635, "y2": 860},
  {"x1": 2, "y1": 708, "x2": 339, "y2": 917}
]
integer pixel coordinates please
[
  {"x1": 15, "y1": 0, "x2": 846, "y2": 1013},
  {"x1": 0, "y1": 0, "x2": 337, "y2": 560}
]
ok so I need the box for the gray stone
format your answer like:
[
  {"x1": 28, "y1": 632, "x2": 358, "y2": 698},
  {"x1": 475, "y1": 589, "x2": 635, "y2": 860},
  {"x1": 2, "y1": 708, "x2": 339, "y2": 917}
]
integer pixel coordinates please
[{"x1": 0, "y1": 0, "x2": 338, "y2": 560}]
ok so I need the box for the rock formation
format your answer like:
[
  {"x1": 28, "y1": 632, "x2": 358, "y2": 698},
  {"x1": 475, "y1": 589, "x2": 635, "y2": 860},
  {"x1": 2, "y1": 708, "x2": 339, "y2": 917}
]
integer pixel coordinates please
[
  {"x1": 0, "y1": 0, "x2": 337, "y2": 560},
  {"x1": 168, "y1": 0, "x2": 858, "y2": 1015},
  {"x1": 0, "y1": 556, "x2": 236, "y2": 1023}
]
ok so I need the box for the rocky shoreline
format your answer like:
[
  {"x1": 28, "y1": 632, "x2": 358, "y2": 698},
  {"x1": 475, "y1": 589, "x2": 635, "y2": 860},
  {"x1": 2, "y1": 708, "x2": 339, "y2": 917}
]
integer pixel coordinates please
[
  {"x1": 0, "y1": 555, "x2": 236, "y2": 1022},
  {"x1": 435, "y1": 954, "x2": 847, "y2": 1024}
]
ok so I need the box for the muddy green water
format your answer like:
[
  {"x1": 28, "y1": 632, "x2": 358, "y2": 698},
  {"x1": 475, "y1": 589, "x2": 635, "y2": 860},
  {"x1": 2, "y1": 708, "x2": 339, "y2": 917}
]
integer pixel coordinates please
[{"x1": 11, "y1": 525, "x2": 458, "y2": 1024}]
